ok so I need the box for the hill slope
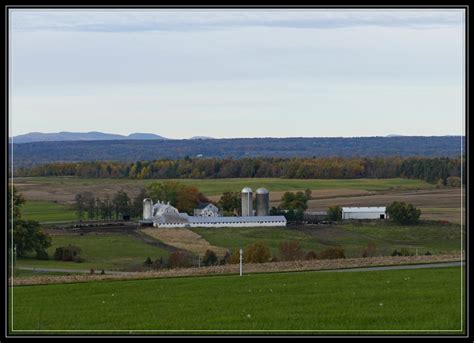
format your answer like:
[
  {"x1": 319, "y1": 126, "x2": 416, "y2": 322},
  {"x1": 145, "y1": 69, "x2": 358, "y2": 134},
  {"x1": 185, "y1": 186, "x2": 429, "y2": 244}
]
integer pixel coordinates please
[
  {"x1": 10, "y1": 136, "x2": 464, "y2": 167},
  {"x1": 11, "y1": 131, "x2": 168, "y2": 143}
]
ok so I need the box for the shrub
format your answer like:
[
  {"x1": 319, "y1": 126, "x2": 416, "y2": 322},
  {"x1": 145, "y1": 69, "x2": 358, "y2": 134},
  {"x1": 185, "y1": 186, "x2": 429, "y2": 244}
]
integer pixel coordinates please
[
  {"x1": 305, "y1": 251, "x2": 318, "y2": 260},
  {"x1": 386, "y1": 201, "x2": 421, "y2": 225},
  {"x1": 270, "y1": 257, "x2": 280, "y2": 262},
  {"x1": 154, "y1": 257, "x2": 165, "y2": 269},
  {"x1": 73, "y1": 256, "x2": 85, "y2": 263},
  {"x1": 319, "y1": 247, "x2": 345, "y2": 260},
  {"x1": 400, "y1": 248, "x2": 412, "y2": 256},
  {"x1": 168, "y1": 251, "x2": 193, "y2": 269},
  {"x1": 144, "y1": 257, "x2": 153, "y2": 265},
  {"x1": 391, "y1": 249, "x2": 401, "y2": 256},
  {"x1": 425, "y1": 251, "x2": 432, "y2": 256},
  {"x1": 446, "y1": 176, "x2": 461, "y2": 188},
  {"x1": 244, "y1": 241, "x2": 271, "y2": 263},
  {"x1": 361, "y1": 241, "x2": 377, "y2": 258},
  {"x1": 35, "y1": 250, "x2": 49, "y2": 260},
  {"x1": 229, "y1": 249, "x2": 241, "y2": 264},
  {"x1": 53, "y1": 247, "x2": 64, "y2": 261},
  {"x1": 220, "y1": 251, "x2": 231, "y2": 265},
  {"x1": 53, "y1": 245, "x2": 82, "y2": 261},
  {"x1": 279, "y1": 240, "x2": 304, "y2": 261},
  {"x1": 327, "y1": 205, "x2": 342, "y2": 221},
  {"x1": 202, "y1": 250, "x2": 218, "y2": 266}
]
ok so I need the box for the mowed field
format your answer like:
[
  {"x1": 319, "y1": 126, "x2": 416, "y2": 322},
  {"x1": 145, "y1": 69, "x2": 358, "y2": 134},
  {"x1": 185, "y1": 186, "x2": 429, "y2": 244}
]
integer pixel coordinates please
[
  {"x1": 16, "y1": 233, "x2": 169, "y2": 271},
  {"x1": 12, "y1": 177, "x2": 463, "y2": 224},
  {"x1": 10, "y1": 267, "x2": 464, "y2": 333},
  {"x1": 21, "y1": 201, "x2": 77, "y2": 223},
  {"x1": 192, "y1": 223, "x2": 462, "y2": 258}
]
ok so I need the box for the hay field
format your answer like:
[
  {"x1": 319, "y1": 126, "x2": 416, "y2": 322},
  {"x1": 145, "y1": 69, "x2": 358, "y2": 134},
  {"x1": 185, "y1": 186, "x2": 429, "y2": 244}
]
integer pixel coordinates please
[{"x1": 140, "y1": 228, "x2": 229, "y2": 257}]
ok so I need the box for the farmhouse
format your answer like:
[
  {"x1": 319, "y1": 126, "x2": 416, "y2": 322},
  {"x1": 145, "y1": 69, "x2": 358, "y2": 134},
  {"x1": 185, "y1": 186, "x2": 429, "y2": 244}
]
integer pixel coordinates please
[
  {"x1": 341, "y1": 207, "x2": 388, "y2": 220},
  {"x1": 140, "y1": 186, "x2": 287, "y2": 228},
  {"x1": 193, "y1": 203, "x2": 220, "y2": 217}
]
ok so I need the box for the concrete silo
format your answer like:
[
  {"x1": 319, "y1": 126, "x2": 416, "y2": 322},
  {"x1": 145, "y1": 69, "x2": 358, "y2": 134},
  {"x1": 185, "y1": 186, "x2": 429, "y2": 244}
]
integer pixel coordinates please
[
  {"x1": 241, "y1": 187, "x2": 253, "y2": 216},
  {"x1": 143, "y1": 198, "x2": 153, "y2": 220},
  {"x1": 256, "y1": 187, "x2": 270, "y2": 216}
]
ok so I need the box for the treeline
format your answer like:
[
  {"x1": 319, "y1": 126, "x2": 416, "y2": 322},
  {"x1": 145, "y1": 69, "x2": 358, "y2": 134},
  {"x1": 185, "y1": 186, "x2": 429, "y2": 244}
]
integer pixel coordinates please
[{"x1": 14, "y1": 156, "x2": 463, "y2": 184}]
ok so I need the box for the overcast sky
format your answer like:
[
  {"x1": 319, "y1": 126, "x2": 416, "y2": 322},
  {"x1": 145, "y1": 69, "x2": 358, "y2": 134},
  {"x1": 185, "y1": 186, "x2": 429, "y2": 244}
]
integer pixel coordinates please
[{"x1": 9, "y1": 8, "x2": 465, "y2": 138}]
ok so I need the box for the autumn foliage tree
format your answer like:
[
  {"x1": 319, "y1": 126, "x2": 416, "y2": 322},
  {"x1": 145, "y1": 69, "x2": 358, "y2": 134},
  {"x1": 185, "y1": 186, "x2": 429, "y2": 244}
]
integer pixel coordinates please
[
  {"x1": 279, "y1": 240, "x2": 304, "y2": 261},
  {"x1": 244, "y1": 241, "x2": 271, "y2": 263}
]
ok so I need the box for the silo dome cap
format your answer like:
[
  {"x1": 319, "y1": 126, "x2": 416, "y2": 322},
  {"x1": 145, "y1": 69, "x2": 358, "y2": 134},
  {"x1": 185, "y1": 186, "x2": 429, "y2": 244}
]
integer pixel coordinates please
[
  {"x1": 241, "y1": 187, "x2": 253, "y2": 193},
  {"x1": 256, "y1": 187, "x2": 269, "y2": 194}
]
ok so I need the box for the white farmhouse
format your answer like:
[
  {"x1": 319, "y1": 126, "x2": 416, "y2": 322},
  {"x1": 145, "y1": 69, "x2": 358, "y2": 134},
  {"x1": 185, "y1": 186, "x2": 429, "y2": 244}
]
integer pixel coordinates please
[
  {"x1": 193, "y1": 203, "x2": 220, "y2": 217},
  {"x1": 341, "y1": 207, "x2": 388, "y2": 220}
]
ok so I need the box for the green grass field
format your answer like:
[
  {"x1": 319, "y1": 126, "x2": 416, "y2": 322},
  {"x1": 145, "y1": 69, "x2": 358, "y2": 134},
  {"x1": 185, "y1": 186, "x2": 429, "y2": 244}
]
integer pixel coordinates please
[
  {"x1": 10, "y1": 267, "x2": 464, "y2": 334},
  {"x1": 15, "y1": 176, "x2": 434, "y2": 196},
  {"x1": 16, "y1": 222, "x2": 462, "y2": 272},
  {"x1": 193, "y1": 222, "x2": 462, "y2": 258},
  {"x1": 16, "y1": 234, "x2": 169, "y2": 271},
  {"x1": 21, "y1": 201, "x2": 77, "y2": 223}
]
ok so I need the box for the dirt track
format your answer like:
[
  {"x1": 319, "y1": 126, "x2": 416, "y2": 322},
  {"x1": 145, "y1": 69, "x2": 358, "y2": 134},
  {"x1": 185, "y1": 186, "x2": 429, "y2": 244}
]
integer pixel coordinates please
[{"x1": 11, "y1": 252, "x2": 462, "y2": 286}]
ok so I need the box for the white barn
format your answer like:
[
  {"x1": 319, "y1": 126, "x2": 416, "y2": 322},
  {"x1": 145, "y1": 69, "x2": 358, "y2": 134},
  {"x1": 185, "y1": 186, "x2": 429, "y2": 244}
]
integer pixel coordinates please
[
  {"x1": 341, "y1": 207, "x2": 387, "y2": 220},
  {"x1": 140, "y1": 199, "x2": 287, "y2": 228}
]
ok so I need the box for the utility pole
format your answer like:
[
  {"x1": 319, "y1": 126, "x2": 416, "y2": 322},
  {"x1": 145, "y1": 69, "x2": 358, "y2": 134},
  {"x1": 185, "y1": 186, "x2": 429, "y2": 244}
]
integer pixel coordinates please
[{"x1": 239, "y1": 248, "x2": 243, "y2": 276}]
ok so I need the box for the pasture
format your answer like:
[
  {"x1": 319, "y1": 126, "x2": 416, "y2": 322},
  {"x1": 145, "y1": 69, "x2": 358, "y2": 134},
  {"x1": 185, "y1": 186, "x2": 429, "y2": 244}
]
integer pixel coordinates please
[
  {"x1": 21, "y1": 201, "x2": 77, "y2": 223},
  {"x1": 192, "y1": 222, "x2": 462, "y2": 258},
  {"x1": 16, "y1": 233, "x2": 169, "y2": 271},
  {"x1": 10, "y1": 266, "x2": 464, "y2": 334}
]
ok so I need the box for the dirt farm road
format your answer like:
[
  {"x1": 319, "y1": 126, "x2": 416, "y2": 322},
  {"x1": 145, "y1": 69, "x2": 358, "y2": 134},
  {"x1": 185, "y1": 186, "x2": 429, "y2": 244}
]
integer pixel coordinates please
[{"x1": 16, "y1": 261, "x2": 464, "y2": 277}]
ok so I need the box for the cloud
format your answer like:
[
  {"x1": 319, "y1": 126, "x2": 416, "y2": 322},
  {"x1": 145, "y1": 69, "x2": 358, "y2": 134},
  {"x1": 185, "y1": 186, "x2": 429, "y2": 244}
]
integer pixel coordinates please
[{"x1": 10, "y1": 8, "x2": 464, "y2": 32}]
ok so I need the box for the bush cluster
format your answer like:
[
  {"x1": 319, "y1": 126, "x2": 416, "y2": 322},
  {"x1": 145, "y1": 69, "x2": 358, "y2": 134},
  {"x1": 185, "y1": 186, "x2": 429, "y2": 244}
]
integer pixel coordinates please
[{"x1": 53, "y1": 245, "x2": 83, "y2": 262}]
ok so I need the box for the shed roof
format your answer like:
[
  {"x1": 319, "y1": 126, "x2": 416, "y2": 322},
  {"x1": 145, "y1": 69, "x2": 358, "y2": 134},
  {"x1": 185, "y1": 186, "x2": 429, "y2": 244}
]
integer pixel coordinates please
[{"x1": 341, "y1": 207, "x2": 386, "y2": 213}]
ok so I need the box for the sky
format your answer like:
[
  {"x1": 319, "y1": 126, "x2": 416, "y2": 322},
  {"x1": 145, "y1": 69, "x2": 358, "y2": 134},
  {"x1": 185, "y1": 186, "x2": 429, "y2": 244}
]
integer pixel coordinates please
[{"x1": 9, "y1": 8, "x2": 465, "y2": 139}]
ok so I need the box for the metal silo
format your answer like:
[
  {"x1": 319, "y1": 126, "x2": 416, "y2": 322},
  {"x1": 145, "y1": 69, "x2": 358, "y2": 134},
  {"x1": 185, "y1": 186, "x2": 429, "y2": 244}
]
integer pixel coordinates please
[
  {"x1": 143, "y1": 198, "x2": 153, "y2": 220},
  {"x1": 256, "y1": 187, "x2": 270, "y2": 216},
  {"x1": 241, "y1": 187, "x2": 253, "y2": 216}
]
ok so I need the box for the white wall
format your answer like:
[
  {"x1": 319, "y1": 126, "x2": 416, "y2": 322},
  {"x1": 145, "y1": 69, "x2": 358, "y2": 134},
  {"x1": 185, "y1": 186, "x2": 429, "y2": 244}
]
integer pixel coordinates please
[
  {"x1": 154, "y1": 221, "x2": 287, "y2": 228},
  {"x1": 342, "y1": 211, "x2": 387, "y2": 220}
]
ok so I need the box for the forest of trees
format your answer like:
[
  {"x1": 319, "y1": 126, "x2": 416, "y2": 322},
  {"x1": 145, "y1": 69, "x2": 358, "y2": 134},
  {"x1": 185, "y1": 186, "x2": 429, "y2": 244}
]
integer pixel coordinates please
[{"x1": 14, "y1": 156, "x2": 463, "y2": 184}]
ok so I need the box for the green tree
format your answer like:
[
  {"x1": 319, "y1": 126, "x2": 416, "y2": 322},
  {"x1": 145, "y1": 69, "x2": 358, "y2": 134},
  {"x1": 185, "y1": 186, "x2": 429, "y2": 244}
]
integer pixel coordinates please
[
  {"x1": 218, "y1": 191, "x2": 241, "y2": 213},
  {"x1": 8, "y1": 186, "x2": 51, "y2": 258},
  {"x1": 327, "y1": 205, "x2": 342, "y2": 221},
  {"x1": 280, "y1": 191, "x2": 309, "y2": 211},
  {"x1": 202, "y1": 249, "x2": 218, "y2": 266},
  {"x1": 132, "y1": 188, "x2": 149, "y2": 218},
  {"x1": 112, "y1": 190, "x2": 131, "y2": 220},
  {"x1": 74, "y1": 193, "x2": 86, "y2": 220},
  {"x1": 8, "y1": 184, "x2": 25, "y2": 228},
  {"x1": 386, "y1": 201, "x2": 421, "y2": 225}
]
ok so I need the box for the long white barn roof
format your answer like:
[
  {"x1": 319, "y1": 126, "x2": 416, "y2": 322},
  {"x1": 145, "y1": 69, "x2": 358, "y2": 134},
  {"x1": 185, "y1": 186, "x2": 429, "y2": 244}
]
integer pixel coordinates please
[
  {"x1": 342, "y1": 207, "x2": 386, "y2": 213},
  {"x1": 155, "y1": 214, "x2": 287, "y2": 224}
]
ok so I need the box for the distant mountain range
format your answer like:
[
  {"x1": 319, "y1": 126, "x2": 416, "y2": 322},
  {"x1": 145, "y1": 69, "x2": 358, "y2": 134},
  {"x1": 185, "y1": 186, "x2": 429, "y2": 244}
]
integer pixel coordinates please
[
  {"x1": 10, "y1": 131, "x2": 171, "y2": 144},
  {"x1": 9, "y1": 136, "x2": 465, "y2": 168}
]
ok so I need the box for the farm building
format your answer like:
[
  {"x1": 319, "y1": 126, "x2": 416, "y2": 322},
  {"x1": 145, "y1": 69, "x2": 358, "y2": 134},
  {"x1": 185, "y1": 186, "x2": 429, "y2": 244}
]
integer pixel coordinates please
[
  {"x1": 193, "y1": 203, "x2": 220, "y2": 217},
  {"x1": 341, "y1": 207, "x2": 387, "y2": 220},
  {"x1": 140, "y1": 186, "x2": 286, "y2": 228}
]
